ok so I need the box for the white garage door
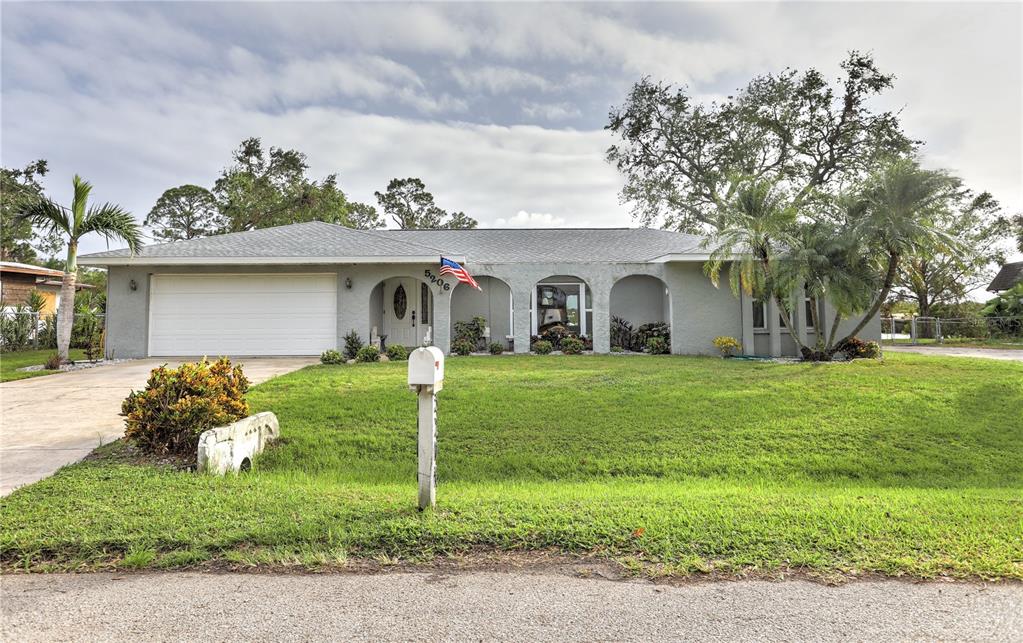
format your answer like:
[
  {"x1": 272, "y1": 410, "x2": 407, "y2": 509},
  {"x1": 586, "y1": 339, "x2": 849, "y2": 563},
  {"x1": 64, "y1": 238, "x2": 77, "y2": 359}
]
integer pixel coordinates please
[{"x1": 149, "y1": 274, "x2": 337, "y2": 356}]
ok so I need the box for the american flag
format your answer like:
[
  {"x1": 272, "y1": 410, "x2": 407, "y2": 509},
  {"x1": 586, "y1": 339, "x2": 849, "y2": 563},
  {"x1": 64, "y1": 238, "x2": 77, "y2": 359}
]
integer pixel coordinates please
[{"x1": 439, "y1": 257, "x2": 482, "y2": 291}]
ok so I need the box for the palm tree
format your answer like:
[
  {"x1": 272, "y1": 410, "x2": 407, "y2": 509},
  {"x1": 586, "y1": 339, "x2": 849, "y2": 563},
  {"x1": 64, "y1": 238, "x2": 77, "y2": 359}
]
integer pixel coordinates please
[
  {"x1": 703, "y1": 178, "x2": 806, "y2": 349},
  {"x1": 18, "y1": 175, "x2": 141, "y2": 362},
  {"x1": 832, "y1": 157, "x2": 957, "y2": 346}
]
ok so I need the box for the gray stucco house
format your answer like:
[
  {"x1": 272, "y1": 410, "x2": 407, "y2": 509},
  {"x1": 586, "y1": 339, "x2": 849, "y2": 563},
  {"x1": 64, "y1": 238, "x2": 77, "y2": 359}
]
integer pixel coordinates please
[{"x1": 78, "y1": 221, "x2": 879, "y2": 358}]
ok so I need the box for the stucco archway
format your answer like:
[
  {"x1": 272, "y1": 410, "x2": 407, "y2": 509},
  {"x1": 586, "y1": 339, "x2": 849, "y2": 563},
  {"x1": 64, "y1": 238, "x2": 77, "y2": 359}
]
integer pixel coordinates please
[
  {"x1": 369, "y1": 276, "x2": 434, "y2": 349},
  {"x1": 450, "y1": 276, "x2": 514, "y2": 351},
  {"x1": 609, "y1": 275, "x2": 671, "y2": 351}
]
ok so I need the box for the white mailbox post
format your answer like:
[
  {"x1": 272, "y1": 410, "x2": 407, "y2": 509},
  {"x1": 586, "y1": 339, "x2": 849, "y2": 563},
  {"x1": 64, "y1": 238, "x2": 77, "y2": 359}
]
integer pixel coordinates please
[{"x1": 408, "y1": 346, "x2": 444, "y2": 510}]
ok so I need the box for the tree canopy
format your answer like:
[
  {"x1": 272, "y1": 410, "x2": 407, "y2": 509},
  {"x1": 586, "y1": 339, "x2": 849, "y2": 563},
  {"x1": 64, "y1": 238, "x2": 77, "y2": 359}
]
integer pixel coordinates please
[
  {"x1": 145, "y1": 184, "x2": 223, "y2": 241},
  {"x1": 607, "y1": 52, "x2": 916, "y2": 234},
  {"x1": 374, "y1": 178, "x2": 478, "y2": 229},
  {"x1": 1, "y1": 160, "x2": 55, "y2": 263}
]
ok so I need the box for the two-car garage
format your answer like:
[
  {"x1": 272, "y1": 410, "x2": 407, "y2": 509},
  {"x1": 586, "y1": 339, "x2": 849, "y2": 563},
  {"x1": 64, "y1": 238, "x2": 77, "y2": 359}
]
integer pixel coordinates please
[{"x1": 147, "y1": 274, "x2": 337, "y2": 356}]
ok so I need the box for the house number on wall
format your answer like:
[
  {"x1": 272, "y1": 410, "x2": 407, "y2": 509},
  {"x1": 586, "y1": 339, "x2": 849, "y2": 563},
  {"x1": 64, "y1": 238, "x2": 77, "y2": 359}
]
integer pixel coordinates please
[{"x1": 423, "y1": 269, "x2": 451, "y2": 291}]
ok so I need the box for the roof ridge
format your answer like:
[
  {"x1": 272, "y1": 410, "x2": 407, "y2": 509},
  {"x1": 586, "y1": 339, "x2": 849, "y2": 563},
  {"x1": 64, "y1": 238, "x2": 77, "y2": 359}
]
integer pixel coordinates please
[{"x1": 346, "y1": 226, "x2": 451, "y2": 255}]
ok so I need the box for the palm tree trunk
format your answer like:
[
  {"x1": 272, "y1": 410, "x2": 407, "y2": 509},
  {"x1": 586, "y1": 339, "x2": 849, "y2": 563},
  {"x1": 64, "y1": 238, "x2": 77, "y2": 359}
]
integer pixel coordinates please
[
  {"x1": 835, "y1": 250, "x2": 900, "y2": 347},
  {"x1": 56, "y1": 241, "x2": 78, "y2": 362}
]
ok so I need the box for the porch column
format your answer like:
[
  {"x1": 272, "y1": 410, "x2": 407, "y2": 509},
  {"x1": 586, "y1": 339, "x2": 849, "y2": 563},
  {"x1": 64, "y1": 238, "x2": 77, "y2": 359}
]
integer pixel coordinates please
[
  {"x1": 740, "y1": 291, "x2": 754, "y2": 355},
  {"x1": 433, "y1": 288, "x2": 452, "y2": 355},
  {"x1": 767, "y1": 297, "x2": 782, "y2": 357},
  {"x1": 512, "y1": 283, "x2": 533, "y2": 354},
  {"x1": 590, "y1": 279, "x2": 611, "y2": 354}
]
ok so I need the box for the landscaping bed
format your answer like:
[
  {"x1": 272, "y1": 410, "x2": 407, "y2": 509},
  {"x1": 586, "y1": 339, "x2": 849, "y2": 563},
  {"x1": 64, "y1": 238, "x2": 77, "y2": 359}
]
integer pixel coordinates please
[{"x1": 1, "y1": 353, "x2": 1020, "y2": 579}]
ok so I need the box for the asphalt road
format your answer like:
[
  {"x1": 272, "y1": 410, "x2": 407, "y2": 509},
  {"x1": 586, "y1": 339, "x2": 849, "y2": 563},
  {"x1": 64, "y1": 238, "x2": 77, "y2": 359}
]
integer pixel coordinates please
[{"x1": 3, "y1": 571, "x2": 1020, "y2": 642}]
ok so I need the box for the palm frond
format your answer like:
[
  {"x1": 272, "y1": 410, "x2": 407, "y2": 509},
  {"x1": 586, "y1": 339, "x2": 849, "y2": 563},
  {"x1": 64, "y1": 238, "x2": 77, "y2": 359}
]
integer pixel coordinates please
[
  {"x1": 15, "y1": 197, "x2": 72, "y2": 238},
  {"x1": 79, "y1": 203, "x2": 142, "y2": 254},
  {"x1": 70, "y1": 174, "x2": 93, "y2": 231}
]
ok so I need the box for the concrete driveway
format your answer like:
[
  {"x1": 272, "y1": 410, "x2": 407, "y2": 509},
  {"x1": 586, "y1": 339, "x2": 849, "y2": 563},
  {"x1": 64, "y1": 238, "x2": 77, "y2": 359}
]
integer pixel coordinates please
[
  {"x1": 0, "y1": 357, "x2": 317, "y2": 495},
  {"x1": 884, "y1": 344, "x2": 1023, "y2": 361}
]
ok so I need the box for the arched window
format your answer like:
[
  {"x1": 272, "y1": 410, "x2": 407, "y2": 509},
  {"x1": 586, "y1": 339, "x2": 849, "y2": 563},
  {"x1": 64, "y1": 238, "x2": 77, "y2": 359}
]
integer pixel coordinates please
[{"x1": 393, "y1": 284, "x2": 407, "y2": 320}]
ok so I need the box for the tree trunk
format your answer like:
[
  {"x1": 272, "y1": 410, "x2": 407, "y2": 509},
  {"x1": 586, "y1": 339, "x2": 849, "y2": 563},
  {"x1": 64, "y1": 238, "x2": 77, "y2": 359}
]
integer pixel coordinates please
[
  {"x1": 835, "y1": 250, "x2": 900, "y2": 347},
  {"x1": 56, "y1": 241, "x2": 78, "y2": 363}
]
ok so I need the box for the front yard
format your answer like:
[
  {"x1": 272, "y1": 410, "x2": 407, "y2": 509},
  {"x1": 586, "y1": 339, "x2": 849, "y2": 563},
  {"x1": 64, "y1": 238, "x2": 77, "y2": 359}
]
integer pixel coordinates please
[
  {"x1": 0, "y1": 348, "x2": 86, "y2": 382},
  {"x1": 1, "y1": 353, "x2": 1020, "y2": 579}
]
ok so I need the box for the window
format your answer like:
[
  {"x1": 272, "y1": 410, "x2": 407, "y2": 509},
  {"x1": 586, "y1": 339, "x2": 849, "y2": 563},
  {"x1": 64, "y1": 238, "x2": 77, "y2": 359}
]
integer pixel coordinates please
[
  {"x1": 393, "y1": 284, "x2": 407, "y2": 320},
  {"x1": 752, "y1": 299, "x2": 767, "y2": 329},
  {"x1": 421, "y1": 283, "x2": 431, "y2": 326},
  {"x1": 804, "y1": 296, "x2": 816, "y2": 329}
]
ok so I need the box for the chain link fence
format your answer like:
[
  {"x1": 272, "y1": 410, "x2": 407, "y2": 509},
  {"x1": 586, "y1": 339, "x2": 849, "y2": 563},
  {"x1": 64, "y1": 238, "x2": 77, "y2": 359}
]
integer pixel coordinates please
[
  {"x1": 881, "y1": 316, "x2": 1023, "y2": 347},
  {"x1": 0, "y1": 309, "x2": 106, "y2": 353}
]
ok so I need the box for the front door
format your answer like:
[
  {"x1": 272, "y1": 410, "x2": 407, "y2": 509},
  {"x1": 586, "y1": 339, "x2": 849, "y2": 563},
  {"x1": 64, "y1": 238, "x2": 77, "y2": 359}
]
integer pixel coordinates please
[{"x1": 383, "y1": 278, "x2": 419, "y2": 347}]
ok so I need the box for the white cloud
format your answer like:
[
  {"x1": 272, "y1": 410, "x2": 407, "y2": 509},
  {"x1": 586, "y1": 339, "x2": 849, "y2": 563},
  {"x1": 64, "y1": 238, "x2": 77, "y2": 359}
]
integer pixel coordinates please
[
  {"x1": 521, "y1": 102, "x2": 582, "y2": 121},
  {"x1": 493, "y1": 211, "x2": 568, "y2": 228},
  {"x1": 450, "y1": 65, "x2": 551, "y2": 94}
]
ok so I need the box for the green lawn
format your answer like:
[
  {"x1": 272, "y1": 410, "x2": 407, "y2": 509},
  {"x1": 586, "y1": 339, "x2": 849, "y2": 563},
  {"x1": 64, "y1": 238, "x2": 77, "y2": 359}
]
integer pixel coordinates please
[
  {"x1": 1, "y1": 353, "x2": 1021, "y2": 579},
  {"x1": 0, "y1": 348, "x2": 87, "y2": 382}
]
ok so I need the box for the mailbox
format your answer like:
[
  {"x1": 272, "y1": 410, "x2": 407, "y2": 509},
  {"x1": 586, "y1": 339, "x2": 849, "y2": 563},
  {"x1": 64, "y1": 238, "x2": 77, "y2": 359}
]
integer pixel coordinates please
[{"x1": 408, "y1": 346, "x2": 444, "y2": 391}]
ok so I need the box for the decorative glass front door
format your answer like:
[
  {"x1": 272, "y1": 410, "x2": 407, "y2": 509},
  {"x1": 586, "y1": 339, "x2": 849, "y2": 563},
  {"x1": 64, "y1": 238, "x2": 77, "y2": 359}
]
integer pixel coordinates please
[{"x1": 535, "y1": 283, "x2": 584, "y2": 335}]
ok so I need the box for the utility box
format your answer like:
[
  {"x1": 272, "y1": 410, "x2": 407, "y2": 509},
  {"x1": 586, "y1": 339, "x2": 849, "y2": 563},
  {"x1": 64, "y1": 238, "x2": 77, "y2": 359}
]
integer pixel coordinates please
[{"x1": 408, "y1": 346, "x2": 444, "y2": 392}]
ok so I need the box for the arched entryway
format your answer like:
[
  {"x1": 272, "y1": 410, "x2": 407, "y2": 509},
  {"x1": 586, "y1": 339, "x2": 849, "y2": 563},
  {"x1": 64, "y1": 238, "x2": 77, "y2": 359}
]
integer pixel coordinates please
[
  {"x1": 370, "y1": 277, "x2": 434, "y2": 349},
  {"x1": 531, "y1": 276, "x2": 593, "y2": 338},
  {"x1": 609, "y1": 275, "x2": 671, "y2": 351},
  {"x1": 450, "y1": 276, "x2": 514, "y2": 351}
]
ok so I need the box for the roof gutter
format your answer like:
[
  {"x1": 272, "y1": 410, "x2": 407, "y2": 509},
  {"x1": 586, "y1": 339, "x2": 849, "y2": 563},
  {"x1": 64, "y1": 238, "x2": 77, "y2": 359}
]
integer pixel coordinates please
[{"x1": 77, "y1": 255, "x2": 466, "y2": 267}]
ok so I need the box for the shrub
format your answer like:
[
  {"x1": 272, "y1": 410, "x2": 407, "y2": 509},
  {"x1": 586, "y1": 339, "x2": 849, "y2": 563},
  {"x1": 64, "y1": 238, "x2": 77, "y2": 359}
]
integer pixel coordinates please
[
  {"x1": 610, "y1": 316, "x2": 635, "y2": 351},
  {"x1": 386, "y1": 344, "x2": 410, "y2": 361},
  {"x1": 343, "y1": 330, "x2": 363, "y2": 360},
  {"x1": 320, "y1": 349, "x2": 344, "y2": 364},
  {"x1": 451, "y1": 338, "x2": 474, "y2": 356},
  {"x1": 38, "y1": 314, "x2": 57, "y2": 349},
  {"x1": 560, "y1": 336, "x2": 584, "y2": 354},
  {"x1": 835, "y1": 336, "x2": 881, "y2": 359},
  {"x1": 453, "y1": 316, "x2": 487, "y2": 350},
  {"x1": 610, "y1": 345, "x2": 624, "y2": 353},
  {"x1": 84, "y1": 330, "x2": 104, "y2": 361},
  {"x1": 531, "y1": 340, "x2": 553, "y2": 354},
  {"x1": 44, "y1": 352, "x2": 62, "y2": 370},
  {"x1": 488, "y1": 341, "x2": 504, "y2": 355},
  {"x1": 0, "y1": 305, "x2": 33, "y2": 351},
  {"x1": 646, "y1": 336, "x2": 669, "y2": 355},
  {"x1": 713, "y1": 336, "x2": 741, "y2": 357},
  {"x1": 635, "y1": 322, "x2": 670, "y2": 348},
  {"x1": 356, "y1": 345, "x2": 380, "y2": 363},
  {"x1": 122, "y1": 357, "x2": 249, "y2": 456},
  {"x1": 538, "y1": 325, "x2": 572, "y2": 350}
]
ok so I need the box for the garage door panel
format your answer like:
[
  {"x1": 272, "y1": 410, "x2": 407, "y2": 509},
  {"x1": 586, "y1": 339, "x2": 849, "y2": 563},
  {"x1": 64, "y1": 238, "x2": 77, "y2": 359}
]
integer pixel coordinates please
[{"x1": 149, "y1": 274, "x2": 337, "y2": 356}]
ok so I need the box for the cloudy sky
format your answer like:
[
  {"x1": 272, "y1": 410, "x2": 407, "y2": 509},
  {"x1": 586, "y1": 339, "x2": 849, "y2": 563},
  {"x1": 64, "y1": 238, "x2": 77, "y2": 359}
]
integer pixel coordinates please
[{"x1": 2, "y1": 2, "x2": 1021, "y2": 258}]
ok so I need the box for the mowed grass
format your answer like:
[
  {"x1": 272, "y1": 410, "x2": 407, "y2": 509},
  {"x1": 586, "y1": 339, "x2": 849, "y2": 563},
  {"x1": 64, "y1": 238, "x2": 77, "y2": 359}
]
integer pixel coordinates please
[
  {"x1": 0, "y1": 348, "x2": 86, "y2": 382},
  {"x1": 1, "y1": 353, "x2": 1021, "y2": 578}
]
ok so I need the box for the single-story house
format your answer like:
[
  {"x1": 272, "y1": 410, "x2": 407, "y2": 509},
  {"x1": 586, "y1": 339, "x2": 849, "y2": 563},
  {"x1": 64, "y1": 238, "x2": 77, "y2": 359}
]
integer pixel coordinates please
[
  {"x1": 77, "y1": 221, "x2": 879, "y2": 358},
  {"x1": 0, "y1": 261, "x2": 93, "y2": 315},
  {"x1": 987, "y1": 261, "x2": 1023, "y2": 293}
]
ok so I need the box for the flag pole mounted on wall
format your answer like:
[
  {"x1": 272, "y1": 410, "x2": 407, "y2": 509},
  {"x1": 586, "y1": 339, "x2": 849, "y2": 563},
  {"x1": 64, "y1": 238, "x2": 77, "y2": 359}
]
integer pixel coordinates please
[{"x1": 440, "y1": 257, "x2": 482, "y2": 291}]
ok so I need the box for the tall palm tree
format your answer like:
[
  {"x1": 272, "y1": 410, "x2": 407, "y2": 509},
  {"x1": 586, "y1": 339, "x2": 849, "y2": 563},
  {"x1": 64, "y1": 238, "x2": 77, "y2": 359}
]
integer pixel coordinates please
[
  {"x1": 703, "y1": 178, "x2": 805, "y2": 348},
  {"x1": 18, "y1": 175, "x2": 141, "y2": 362},
  {"x1": 833, "y1": 157, "x2": 957, "y2": 345}
]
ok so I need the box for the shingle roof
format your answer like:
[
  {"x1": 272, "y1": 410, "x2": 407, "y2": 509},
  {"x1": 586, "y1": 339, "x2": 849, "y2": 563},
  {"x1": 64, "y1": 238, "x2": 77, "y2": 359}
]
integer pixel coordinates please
[
  {"x1": 988, "y1": 261, "x2": 1023, "y2": 292},
  {"x1": 78, "y1": 221, "x2": 710, "y2": 265}
]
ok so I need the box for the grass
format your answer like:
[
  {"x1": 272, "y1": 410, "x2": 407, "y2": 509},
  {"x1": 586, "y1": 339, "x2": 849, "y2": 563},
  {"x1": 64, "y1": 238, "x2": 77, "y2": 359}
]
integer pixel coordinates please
[
  {"x1": 0, "y1": 348, "x2": 87, "y2": 382},
  {"x1": 886, "y1": 336, "x2": 1023, "y2": 349},
  {"x1": 1, "y1": 353, "x2": 1021, "y2": 579}
]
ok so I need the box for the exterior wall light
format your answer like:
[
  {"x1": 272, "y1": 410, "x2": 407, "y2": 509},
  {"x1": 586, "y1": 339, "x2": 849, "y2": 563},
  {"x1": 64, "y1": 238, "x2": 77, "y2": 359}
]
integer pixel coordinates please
[
  {"x1": 345, "y1": 277, "x2": 353, "y2": 289},
  {"x1": 129, "y1": 279, "x2": 137, "y2": 291}
]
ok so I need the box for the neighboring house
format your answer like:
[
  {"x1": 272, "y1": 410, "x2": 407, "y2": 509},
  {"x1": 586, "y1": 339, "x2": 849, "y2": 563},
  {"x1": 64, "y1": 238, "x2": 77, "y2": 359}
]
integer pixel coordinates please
[
  {"x1": 0, "y1": 261, "x2": 93, "y2": 314},
  {"x1": 987, "y1": 261, "x2": 1023, "y2": 293},
  {"x1": 77, "y1": 221, "x2": 879, "y2": 358}
]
